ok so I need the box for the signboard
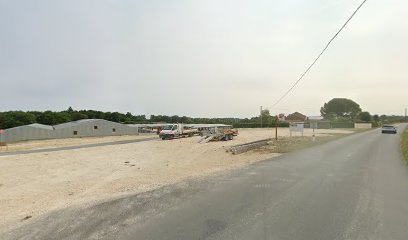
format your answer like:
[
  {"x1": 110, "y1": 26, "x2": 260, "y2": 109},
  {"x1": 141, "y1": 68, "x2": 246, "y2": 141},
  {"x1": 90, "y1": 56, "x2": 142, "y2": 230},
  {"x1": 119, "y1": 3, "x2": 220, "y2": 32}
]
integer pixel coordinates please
[{"x1": 289, "y1": 122, "x2": 304, "y2": 136}]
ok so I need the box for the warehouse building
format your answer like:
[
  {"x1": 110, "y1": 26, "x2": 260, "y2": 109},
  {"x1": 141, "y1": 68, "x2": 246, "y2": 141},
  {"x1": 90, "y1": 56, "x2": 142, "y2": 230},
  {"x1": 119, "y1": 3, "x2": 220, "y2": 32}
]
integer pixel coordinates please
[
  {"x1": 3, "y1": 123, "x2": 54, "y2": 142},
  {"x1": 2, "y1": 119, "x2": 139, "y2": 143},
  {"x1": 53, "y1": 119, "x2": 139, "y2": 138}
]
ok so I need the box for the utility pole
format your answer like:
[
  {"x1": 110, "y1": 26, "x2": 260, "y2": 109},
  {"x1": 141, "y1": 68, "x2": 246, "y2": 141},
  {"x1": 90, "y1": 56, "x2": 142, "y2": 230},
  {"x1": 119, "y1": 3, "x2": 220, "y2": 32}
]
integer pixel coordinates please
[
  {"x1": 405, "y1": 108, "x2": 407, "y2": 122},
  {"x1": 275, "y1": 115, "x2": 278, "y2": 140},
  {"x1": 260, "y1": 106, "x2": 263, "y2": 128}
]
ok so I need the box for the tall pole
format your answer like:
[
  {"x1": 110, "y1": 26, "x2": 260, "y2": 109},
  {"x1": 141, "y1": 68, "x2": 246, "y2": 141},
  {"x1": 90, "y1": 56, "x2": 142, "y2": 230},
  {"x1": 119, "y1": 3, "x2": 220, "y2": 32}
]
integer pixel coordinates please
[
  {"x1": 405, "y1": 108, "x2": 407, "y2": 122},
  {"x1": 260, "y1": 106, "x2": 263, "y2": 128},
  {"x1": 275, "y1": 115, "x2": 278, "y2": 140},
  {"x1": 312, "y1": 122, "x2": 316, "y2": 142}
]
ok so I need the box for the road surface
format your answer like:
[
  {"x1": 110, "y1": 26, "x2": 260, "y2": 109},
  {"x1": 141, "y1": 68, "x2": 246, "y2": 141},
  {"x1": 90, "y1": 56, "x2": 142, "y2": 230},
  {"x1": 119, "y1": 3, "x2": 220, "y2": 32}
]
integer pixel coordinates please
[{"x1": 3, "y1": 125, "x2": 408, "y2": 240}]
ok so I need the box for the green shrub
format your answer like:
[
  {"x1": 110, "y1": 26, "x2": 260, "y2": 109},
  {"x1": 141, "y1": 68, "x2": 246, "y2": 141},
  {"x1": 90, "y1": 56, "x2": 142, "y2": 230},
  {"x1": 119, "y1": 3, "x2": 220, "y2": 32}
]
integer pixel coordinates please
[
  {"x1": 331, "y1": 122, "x2": 354, "y2": 128},
  {"x1": 401, "y1": 127, "x2": 408, "y2": 164},
  {"x1": 371, "y1": 121, "x2": 380, "y2": 128}
]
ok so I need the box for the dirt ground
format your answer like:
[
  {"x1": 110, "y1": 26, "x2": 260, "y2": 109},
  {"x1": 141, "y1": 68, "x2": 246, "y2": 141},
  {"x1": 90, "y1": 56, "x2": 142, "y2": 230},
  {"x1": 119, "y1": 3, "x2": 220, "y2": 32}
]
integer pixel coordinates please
[
  {"x1": 0, "y1": 128, "x2": 355, "y2": 233},
  {"x1": 0, "y1": 134, "x2": 154, "y2": 152}
]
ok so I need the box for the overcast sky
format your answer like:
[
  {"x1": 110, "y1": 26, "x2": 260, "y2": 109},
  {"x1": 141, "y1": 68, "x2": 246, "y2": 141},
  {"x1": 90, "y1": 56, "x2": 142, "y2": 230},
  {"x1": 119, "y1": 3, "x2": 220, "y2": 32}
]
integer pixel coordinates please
[{"x1": 0, "y1": 0, "x2": 407, "y2": 118}]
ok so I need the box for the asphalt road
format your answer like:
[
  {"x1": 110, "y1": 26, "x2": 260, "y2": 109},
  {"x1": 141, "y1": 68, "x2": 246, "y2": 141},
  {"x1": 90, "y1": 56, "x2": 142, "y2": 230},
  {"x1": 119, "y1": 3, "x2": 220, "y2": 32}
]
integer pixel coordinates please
[{"x1": 4, "y1": 125, "x2": 408, "y2": 240}]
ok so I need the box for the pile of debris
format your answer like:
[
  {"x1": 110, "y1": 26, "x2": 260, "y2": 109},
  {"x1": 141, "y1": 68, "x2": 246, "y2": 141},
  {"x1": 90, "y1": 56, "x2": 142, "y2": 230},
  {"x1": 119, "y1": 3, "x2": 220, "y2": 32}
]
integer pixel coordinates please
[{"x1": 198, "y1": 127, "x2": 238, "y2": 143}]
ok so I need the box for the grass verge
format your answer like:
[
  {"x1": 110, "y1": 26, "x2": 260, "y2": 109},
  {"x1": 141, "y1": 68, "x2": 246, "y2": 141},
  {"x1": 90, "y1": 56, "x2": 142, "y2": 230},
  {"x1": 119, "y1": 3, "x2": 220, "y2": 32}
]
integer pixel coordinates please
[
  {"x1": 401, "y1": 125, "x2": 408, "y2": 164},
  {"x1": 254, "y1": 133, "x2": 346, "y2": 154}
]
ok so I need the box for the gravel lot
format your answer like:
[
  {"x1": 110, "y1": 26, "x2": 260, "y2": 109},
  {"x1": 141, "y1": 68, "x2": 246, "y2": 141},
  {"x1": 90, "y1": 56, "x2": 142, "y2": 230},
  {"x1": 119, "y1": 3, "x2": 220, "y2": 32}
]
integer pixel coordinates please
[
  {"x1": 0, "y1": 128, "x2": 354, "y2": 233},
  {"x1": 0, "y1": 134, "x2": 154, "y2": 152}
]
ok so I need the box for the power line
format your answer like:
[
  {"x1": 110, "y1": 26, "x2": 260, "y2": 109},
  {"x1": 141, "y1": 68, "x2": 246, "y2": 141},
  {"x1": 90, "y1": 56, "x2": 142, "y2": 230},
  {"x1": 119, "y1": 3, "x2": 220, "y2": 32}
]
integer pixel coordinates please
[{"x1": 271, "y1": 0, "x2": 369, "y2": 108}]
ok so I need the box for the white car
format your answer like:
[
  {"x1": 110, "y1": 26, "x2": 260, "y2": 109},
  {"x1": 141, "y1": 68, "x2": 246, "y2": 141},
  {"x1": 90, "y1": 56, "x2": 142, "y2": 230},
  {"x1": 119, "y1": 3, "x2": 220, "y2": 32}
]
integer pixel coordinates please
[{"x1": 381, "y1": 125, "x2": 397, "y2": 134}]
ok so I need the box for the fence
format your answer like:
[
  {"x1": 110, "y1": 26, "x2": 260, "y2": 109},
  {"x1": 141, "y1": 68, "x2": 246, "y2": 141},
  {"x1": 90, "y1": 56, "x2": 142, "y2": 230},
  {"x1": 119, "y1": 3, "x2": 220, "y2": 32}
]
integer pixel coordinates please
[{"x1": 232, "y1": 122, "x2": 289, "y2": 128}]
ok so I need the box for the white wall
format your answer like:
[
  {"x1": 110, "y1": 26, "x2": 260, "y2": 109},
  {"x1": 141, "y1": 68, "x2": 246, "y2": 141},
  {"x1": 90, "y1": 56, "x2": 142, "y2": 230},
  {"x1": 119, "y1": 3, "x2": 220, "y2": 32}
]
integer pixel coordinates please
[{"x1": 354, "y1": 123, "x2": 372, "y2": 129}]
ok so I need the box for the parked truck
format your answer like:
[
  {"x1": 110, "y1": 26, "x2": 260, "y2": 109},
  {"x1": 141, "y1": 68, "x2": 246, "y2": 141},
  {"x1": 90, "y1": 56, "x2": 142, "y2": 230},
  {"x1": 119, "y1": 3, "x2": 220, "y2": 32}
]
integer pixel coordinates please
[{"x1": 159, "y1": 124, "x2": 199, "y2": 140}]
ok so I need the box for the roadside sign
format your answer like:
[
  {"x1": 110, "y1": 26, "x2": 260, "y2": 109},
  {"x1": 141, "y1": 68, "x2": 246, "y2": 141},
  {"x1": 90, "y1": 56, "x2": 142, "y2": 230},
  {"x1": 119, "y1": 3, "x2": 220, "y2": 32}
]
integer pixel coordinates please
[
  {"x1": 308, "y1": 117, "x2": 322, "y2": 142},
  {"x1": 289, "y1": 122, "x2": 304, "y2": 136}
]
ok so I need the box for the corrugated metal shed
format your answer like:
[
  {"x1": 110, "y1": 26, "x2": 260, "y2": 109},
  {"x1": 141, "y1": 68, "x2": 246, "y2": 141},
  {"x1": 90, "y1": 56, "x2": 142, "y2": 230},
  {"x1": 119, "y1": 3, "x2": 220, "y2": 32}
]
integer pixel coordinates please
[
  {"x1": 28, "y1": 123, "x2": 55, "y2": 130},
  {"x1": 4, "y1": 124, "x2": 54, "y2": 142},
  {"x1": 3, "y1": 119, "x2": 139, "y2": 143},
  {"x1": 53, "y1": 119, "x2": 139, "y2": 139}
]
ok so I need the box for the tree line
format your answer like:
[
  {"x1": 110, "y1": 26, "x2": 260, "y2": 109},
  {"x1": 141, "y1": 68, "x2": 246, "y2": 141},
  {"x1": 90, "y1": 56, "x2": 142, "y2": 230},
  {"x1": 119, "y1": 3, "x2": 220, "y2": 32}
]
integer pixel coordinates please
[
  {"x1": 0, "y1": 107, "x2": 147, "y2": 129},
  {"x1": 0, "y1": 107, "x2": 288, "y2": 129},
  {"x1": 1, "y1": 99, "x2": 405, "y2": 129},
  {"x1": 320, "y1": 98, "x2": 405, "y2": 124}
]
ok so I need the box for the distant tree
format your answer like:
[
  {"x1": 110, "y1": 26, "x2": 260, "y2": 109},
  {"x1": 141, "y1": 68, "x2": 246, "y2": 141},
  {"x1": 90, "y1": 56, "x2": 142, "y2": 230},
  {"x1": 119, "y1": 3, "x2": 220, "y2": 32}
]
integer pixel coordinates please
[
  {"x1": 1, "y1": 109, "x2": 296, "y2": 129},
  {"x1": 260, "y1": 109, "x2": 272, "y2": 126},
  {"x1": 109, "y1": 112, "x2": 123, "y2": 122},
  {"x1": 71, "y1": 112, "x2": 88, "y2": 121},
  {"x1": 170, "y1": 115, "x2": 180, "y2": 123},
  {"x1": 180, "y1": 116, "x2": 193, "y2": 123},
  {"x1": 133, "y1": 115, "x2": 147, "y2": 123},
  {"x1": 37, "y1": 111, "x2": 71, "y2": 125},
  {"x1": 86, "y1": 110, "x2": 104, "y2": 119},
  {"x1": 373, "y1": 114, "x2": 380, "y2": 122},
  {"x1": 150, "y1": 115, "x2": 169, "y2": 123},
  {"x1": 359, "y1": 111, "x2": 371, "y2": 122},
  {"x1": 261, "y1": 109, "x2": 271, "y2": 118},
  {"x1": 122, "y1": 112, "x2": 137, "y2": 124},
  {"x1": 0, "y1": 111, "x2": 36, "y2": 129},
  {"x1": 320, "y1": 98, "x2": 362, "y2": 120},
  {"x1": 13, "y1": 112, "x2": 36, "y2": 126},
  {"x1": 66, "y1": 107, "x2": 74, "y2": 113}
]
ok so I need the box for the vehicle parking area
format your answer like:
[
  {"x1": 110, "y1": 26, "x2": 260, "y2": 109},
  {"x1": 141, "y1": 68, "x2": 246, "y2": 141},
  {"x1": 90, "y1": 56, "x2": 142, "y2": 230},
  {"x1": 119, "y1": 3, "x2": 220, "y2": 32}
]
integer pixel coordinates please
[{"x1": 0, "y1": 128, "x2": 354, "y2": 233}]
